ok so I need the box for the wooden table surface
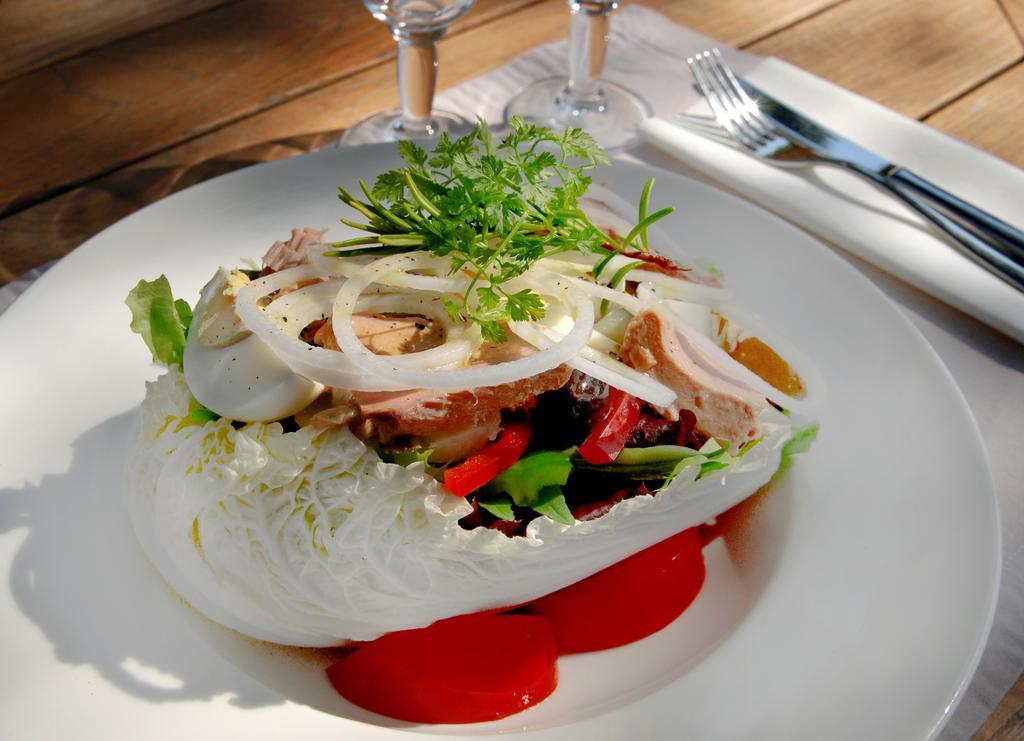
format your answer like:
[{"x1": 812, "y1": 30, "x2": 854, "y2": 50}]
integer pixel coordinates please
[{"x1": 1, "y1": 0, "x2": 1021, "y2": 736}]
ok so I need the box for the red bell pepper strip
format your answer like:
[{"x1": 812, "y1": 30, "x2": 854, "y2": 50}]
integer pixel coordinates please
[
  {"x1": 577, "y1": 388, "x2": 641, "y2": 465},
  {"x1": 443, "y1": 421, "x2": 532, "y2": 497}
]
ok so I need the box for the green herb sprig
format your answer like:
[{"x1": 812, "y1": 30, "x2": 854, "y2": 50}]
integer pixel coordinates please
[{"x1": 326, "y1": 118, "x2": 672, "y2": 342}]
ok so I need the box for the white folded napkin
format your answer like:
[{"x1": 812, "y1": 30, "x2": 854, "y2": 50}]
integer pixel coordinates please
[{"x1": 638, "y1": 59, "x2": 1024, "y2": 345}]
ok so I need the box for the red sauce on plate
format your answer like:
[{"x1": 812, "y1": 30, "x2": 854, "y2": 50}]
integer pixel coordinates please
[{"x1": 326, "y1": 527, "x2": 706, "y2": 723}]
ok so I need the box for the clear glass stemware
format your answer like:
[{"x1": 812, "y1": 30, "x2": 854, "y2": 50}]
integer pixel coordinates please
[
  {"x1": 341, "y1": 0, "x2": 476, "y2": 145},
  {"x1": 503, "y1": 0, "x2": 650, "y2": 151}
]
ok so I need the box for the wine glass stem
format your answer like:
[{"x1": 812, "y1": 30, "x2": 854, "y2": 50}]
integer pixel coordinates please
[
  {"x1": 395, "y1": 31, "x2": 441, "y2": 136},
  {"x1": 564, "y1": 1, "x2": 615, "y2": 110}
]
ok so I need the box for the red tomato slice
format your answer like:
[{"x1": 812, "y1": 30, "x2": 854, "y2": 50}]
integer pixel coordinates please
[
  {"x1": 526, "y1": 527, "x2": 705, "y2": 654},
  {"x1": 327, "y1": 613, "x2": 557, "y2": 723}
]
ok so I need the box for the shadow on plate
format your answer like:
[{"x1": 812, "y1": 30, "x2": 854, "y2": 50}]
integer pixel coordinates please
[{"x1": 0, "y1": 411, "x2": 281, "y2": 709}]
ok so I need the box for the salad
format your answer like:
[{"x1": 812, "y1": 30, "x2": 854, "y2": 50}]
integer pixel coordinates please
[{"x1": 124, "y1": 120, "x2": 816, "y2": 724}]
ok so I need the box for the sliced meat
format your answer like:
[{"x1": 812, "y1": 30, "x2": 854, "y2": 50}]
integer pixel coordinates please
[
  {"x1": 294, "y1": 388, "x2": 359, "y2": 429},
  {"x1": 310, "y1": 314, "x2": 443, "y2": 356},
  {"x1": 620, "y1": 310, "x2": 766, "y2": 448},
  {"x1": 352, "y1": 313, "x2": 444, "y2": 355},
  {"x1": 419, "y1": 420, "x2": 502, "y2": 463},
  {"x1": 296, "y1": 324, "x2": 570, "y2": 452},
  {"x1": 262, "y1": 227, "x2": 327, "y2": 273},
  {"x1": 310, "y1": 318, "x2": 338, "y2": 350},
  {"x1": 353, "y1": 335, "x2": 572, "y2": 442}
]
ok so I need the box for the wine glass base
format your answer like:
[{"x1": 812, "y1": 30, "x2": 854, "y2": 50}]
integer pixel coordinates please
[
  {"x1": 338, "y1": 109, "x2": 476, "y2": 146},
  {"x1": 503, "y1": 77, "x2": 651, "y2": 152}
]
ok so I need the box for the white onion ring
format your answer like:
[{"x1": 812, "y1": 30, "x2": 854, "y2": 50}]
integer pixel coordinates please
[
  {"x1": 235, "y1": 267, "x2": 405, "y2": 390},
  {"x1": 633, "y1": 275, "x2": 730, "y2": 307},
  {"x1": 236, "y1": 244, "x2": 791, "y2": 411},
  {"x1": 509, "y1": 319, "x2": 676, "y2": 407},
  {"x1": 315, "y1": 250, "x2": 465, "y2": 294},
  {"x1": 235, "y1": 267, "x2": 474, "y2": 388},
  {"x1": 556, "y1": 273, "x2": 646, "y2": 314},
  {"x1": 263, "y1": 282, "x2": 474, "y2": 371},
  {"x1": 333, "y1": 255, "x2": 595, "y2": 389},
  {"x1": 372, "y1": 269, "x2": 465, "y2": 295},
  {"x1": 546, "y1": 252, "x2": 730, "y2": 305}
]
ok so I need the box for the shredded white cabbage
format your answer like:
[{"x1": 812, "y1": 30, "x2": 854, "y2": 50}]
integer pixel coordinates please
[{"x1": 126, "y1": 370, "x2": 795, "y2": 647}]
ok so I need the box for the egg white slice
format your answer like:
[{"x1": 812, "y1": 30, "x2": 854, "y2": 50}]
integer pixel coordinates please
[{"x1": 184, "y1": 269, "x2": 322, "y2": 422}]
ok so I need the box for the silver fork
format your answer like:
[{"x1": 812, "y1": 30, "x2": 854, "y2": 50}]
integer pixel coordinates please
[{"x1": 685, "y1": 48, "x2": 1024, "y2": 291}]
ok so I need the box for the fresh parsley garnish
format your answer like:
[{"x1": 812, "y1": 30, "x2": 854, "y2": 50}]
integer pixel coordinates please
[{"x1": 327, "y1": 118, "x2": 672, "y2": 341}]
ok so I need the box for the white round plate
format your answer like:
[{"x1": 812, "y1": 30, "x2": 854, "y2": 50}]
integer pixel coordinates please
[{"x1": 0, "y1": 144, "x2": 999, "y2": 740}]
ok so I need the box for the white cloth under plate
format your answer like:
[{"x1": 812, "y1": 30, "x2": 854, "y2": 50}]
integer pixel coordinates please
[
  {"x1": 436, "y1": 6, "x2": 1022, "y2": 740},
  {"x1": 0, "y1": 262, "x2": 52, "y2": 312}
]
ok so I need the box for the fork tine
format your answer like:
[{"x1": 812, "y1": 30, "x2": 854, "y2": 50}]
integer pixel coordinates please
[
  {"x1": 700, "y1": 51, "x2": 772, "y2": 148},
  {"x1": 686, "y1": 55, "x2": 727, "y2": 124},
  {"x1": 693, "y1": 52, "x2": 771, "y2": 149},
  {"x1": 687, "y1": 52, "x2": 765, "y2": 151},
  {"x1": 673, "y1": 112, "x2": 740, "y2": 146},
  {"x1": 705, "y1": 48, "x2": 774, "y2": 140}
]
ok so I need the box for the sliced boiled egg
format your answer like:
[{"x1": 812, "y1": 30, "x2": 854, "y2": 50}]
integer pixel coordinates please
[{"x1": 184, "y1": 269, "x2": 323, "y2": 422}]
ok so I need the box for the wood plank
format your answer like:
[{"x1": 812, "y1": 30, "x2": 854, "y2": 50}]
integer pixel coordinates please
[
  {"x1": 0, "y1": 0, "x2": 535, "y2": 217},
  {"x1": 0, "y1": 0, "x2": 234, "y2": 82},
  {"x1": 748, "y1": 0, "x2": 1023, "y2": 119},
  {"x1": 657, "y1": 0, "x2": 843, "y2": 47},
  {"x1": 1000, "y1": 0, "x2": 1024, "y2": 40},
  {"x1": 973, "y1": 670, "x2": 1024, "y2": 740},
  {"x1": 925, "y1": 63, "x2": 1024, "y2": 168},
  {"x1": 0, "y1": 0, "x2": 839, "y2": 282}
]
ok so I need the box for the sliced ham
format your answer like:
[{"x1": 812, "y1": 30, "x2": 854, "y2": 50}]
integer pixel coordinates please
[
  {"x1": 262, "y1": 227, "x2": 327, "y2": 273},
  {"x1": 620, "y1": 310, "x2": 766, "y2": 448}
]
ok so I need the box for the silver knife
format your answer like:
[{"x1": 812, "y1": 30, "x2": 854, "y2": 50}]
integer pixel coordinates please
[{"x1": 738, "y1": 78, "x2": 1024, "y2": 290}]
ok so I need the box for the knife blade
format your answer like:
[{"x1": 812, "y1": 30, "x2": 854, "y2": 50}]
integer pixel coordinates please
[
  {"x1": 738, "y1": 78, "x2": 893, "y2": 176},
  {"x1": 736, "y1": 76, "x2": 1024, "y2": 284}
]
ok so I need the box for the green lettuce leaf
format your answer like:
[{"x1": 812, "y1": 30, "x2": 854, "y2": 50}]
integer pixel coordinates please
[
  {"x1": 777, "y1": 421, "x2": 819, "y2": 474},
  {"x1": 478, "y1": 495, "x2": 516, "y2": 521},
  {"x1": 126, "y1": 276, "x2": 191, "y2": 369},
  {"x1": 782, "y1": 422, "x2": 819, "y2": 457},
  {"x1": 492, "y1": 451, "x2": 572, "y2": 507},
  {"x1": 531, "y1": 486, "x2": 575, "y2": 526}
]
